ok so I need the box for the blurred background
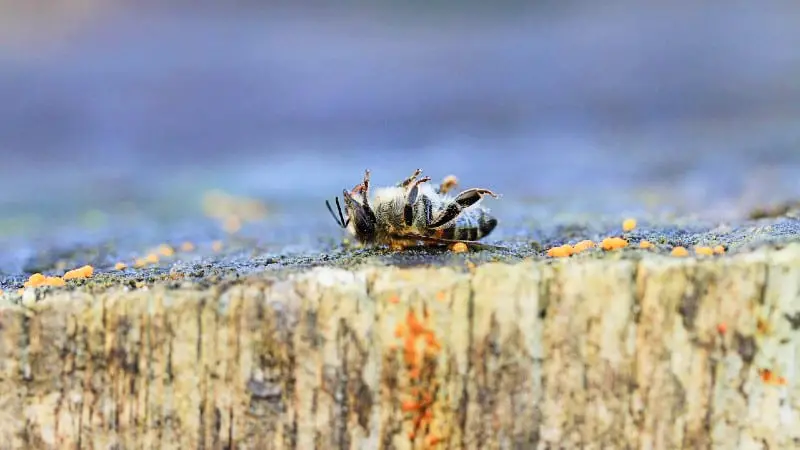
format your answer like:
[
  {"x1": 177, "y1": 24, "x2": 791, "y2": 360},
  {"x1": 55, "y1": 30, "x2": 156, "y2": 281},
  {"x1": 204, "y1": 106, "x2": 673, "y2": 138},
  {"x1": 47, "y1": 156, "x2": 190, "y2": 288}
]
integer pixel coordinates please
[{"x1": 1, "y1": 1, "x2": 799, "y2": 267}]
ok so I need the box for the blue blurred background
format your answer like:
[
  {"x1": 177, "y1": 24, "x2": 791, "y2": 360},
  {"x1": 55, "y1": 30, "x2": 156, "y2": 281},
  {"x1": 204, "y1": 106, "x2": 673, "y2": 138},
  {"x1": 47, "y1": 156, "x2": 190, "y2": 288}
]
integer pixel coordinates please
[{"x1": 1, "y1": 1, "x2": 799, "y2": 243}]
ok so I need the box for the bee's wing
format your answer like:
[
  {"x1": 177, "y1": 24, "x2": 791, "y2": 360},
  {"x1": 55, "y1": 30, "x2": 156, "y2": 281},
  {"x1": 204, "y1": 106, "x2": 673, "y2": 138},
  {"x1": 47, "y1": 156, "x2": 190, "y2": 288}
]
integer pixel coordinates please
[{"x1": 388, "y1": 232, "x2": 507, "y2": 250}]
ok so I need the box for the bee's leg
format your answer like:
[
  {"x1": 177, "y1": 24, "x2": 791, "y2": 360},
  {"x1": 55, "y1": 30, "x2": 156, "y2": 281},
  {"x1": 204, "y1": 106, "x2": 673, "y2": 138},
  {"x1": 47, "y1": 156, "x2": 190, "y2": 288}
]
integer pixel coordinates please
[
  {"x1": 429, "y1": 188, "x2": 499, "y2": 228},
  {"x1": 437, "y1": 175, "x2": 459, "y2": 194},
  {"x1": 360, "y1": 169, "x2": 371, "y2": 206},
  {"x1": 399, "y1": 168, "x2": 423, "y2": 188},
  {"x1": 404, "y1": 176, "x2": 431, "y2": 226}
]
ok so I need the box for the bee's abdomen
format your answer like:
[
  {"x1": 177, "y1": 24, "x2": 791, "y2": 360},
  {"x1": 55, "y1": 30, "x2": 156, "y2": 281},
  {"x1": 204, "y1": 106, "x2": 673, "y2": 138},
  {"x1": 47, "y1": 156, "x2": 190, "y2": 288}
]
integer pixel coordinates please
[{"x1": 453, "y1": 210, "x2": 497, "y2": 241}]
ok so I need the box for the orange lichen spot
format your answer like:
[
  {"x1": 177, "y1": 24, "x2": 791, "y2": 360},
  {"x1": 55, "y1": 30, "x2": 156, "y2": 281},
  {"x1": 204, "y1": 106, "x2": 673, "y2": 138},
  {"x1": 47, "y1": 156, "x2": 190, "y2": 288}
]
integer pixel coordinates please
[
  {"x1": 435, "y1": 291, "x2": 446, "y2": 302},
  {"x1": 601, "y1": 237, "x2": 628, "y2": 251},
  {"x1": 713, "y1": 245, "x2": 725, "y2": 255},
  {"x1": 450, "y1": 242, "x2": 468, "y2": 253},
  {"x1": 694, "y1": 246, "x2": 714, "y2": 256},
  {"x1": 716, "y1": 322, "x2": 727, "y2": 334},
  {"x1": 157, "y1": 244, "x2": 175, "y2": 257},
  {"x1": 211, "y1": 240, "x2": 223, "y2": 252},
  {"x1": 180, "y1": 241, "x2": 196, "y2": 252},
  {"x1": 395, "y1": 323, "x2": 406, "y2": 338},
  {"x1": 0, "y1": 289, "x2": 3, "y2": 296},
  {"x1": 114, "y1": 262, "x2": 127, "y2": 271},
  {"x1": 64, "y1": 265, "x2": 94, "y2": 280},
  {"x1": 573, "y1": 240, "x2": 595, "y2": 253},
  {"x1": 401, "y1": 400, "x2": 420, "y2": 412},
  {"x1": 756, "y1": 317, "x2": 771, "y2": 335},
  {"x1": 388, "y1": 294, "x2": 400, "y2": 304},
  {"x1": 622, "y1": 218, "x2": 637, "y2": 232},
  {"x1": 759, "y1": 368, "x2": 787, "y2": 386},
  {"x1": 426, "y1": 435, "x2": 445, "y2": 447},
  {"x1": 547, "y1": 244, "x2": 573, "y2": 258},
  {"x1": 671, "y1": 246, "x2": 689, "y2": 257},
  {"x1": 639, "y1": 240, "x2": 654, "y2": 249}
]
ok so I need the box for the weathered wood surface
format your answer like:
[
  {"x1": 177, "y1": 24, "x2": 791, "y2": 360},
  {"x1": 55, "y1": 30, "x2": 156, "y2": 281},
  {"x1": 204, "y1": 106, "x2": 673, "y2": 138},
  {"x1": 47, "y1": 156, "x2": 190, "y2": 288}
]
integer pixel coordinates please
[{"x1": 1, "y1": 244, "x2": 799, "y2": 450}]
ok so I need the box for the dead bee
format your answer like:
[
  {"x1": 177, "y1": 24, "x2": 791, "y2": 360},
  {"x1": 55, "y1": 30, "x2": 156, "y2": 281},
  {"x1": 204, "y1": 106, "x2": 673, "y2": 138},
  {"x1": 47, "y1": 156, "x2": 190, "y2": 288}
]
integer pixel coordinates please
[{"x1": 326, "y1": 168, "x2": 500, "y2": 250}]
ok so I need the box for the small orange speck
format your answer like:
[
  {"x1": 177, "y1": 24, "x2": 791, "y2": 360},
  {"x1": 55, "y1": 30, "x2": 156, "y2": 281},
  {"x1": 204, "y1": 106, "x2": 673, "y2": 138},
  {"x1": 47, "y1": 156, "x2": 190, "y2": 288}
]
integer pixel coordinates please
[
  {"x1": 388, "y1": 295, "x2": 400, "y2": 304},
  {"x1": 717, "y1": 322, "x2": 727, "y2": 334},
  {"x1": 435, "y1": 291, "x2": 446, "y2": 302},
  {"x1": 695, "y1": 246, "x2": 714, "y2": 256},
  {"x1": 28, "y1": 273, "x2": 45, "y2": 285},
  {"x1": 211, "y1": 240, "x2": 223, "y2": 252},
  {"x1": 408, "y1": 431, "x2": 416, "y2": 440},
  {"x1": 0, "y1": 289, "x2": 3, "y2": 296},
  {"x1": 157, "y1": 244, "x2": 175, "y2": 257},
  {"x1": 451, "y1": 242, "x2": 468, "y2": 253},
  {"x1": 639, "y1": 240, "x2": 654, "y2": 249},
  {"x1": 622, "y1": 218, "x2": 637, "y2": 232},
  {"x1": 64, "y1": 265, "x2": 94, "y2": 280},
  {"x1": 573, "y1": 240, "x2": 595, "y2": 252},
  {"x1": 17, "y1": 288, "x2": 24, "y2": 295},
  {"x1": 601, "y1": 237, "x2": 628, "y2": 251},
  {"x1": 671, "y1": 246, "x2": 689, "y2": 257},
  {"x1": 395, "y1": 323, "x2": 405, "y2": 338},
  {"x1": 114, "y1": 262, "x2": 127, "y2": 271},
  {"x1": 713, "y1": 245, "x2": 725, "y2": 255},
  {"x1": 547, "y1": 244, "x2": 573, "y2": 258},
  {"x1": 180, "y1": 241, "x2": 196, "y2": 252}
]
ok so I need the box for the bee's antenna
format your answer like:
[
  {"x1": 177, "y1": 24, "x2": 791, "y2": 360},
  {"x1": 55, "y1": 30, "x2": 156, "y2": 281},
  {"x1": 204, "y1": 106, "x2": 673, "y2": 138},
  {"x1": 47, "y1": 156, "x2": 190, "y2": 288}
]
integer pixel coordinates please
[{"x1": 326, "y1": 198, "x2": 344, "y2": 228}]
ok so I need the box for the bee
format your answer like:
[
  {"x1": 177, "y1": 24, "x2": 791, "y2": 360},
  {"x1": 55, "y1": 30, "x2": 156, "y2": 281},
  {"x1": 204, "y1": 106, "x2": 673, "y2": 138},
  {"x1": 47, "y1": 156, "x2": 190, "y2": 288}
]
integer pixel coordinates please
[{"x1": 326, "y1": 168, "x2": 500, "y2": 249}]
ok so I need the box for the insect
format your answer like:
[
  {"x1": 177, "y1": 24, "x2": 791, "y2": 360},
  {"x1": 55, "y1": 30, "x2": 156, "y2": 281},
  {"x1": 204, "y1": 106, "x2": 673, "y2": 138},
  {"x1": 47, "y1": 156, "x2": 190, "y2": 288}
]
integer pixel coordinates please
[{"x1": 326, "y1": 168, "x2": 501, "y2": 250}]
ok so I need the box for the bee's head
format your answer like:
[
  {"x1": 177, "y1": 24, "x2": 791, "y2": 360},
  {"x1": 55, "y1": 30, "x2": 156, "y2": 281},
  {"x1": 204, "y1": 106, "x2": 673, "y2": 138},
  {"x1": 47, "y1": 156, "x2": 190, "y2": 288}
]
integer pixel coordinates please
[{"x1": 326, "y1": 188, "x2": 377, "y2": 243}]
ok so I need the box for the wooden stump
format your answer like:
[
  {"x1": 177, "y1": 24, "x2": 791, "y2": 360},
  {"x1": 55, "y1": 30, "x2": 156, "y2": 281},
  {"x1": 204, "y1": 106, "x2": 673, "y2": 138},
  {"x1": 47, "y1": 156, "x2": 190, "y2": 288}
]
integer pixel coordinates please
[{"x1": 1, "y1": 243, "x2": 799, "y2": 449}]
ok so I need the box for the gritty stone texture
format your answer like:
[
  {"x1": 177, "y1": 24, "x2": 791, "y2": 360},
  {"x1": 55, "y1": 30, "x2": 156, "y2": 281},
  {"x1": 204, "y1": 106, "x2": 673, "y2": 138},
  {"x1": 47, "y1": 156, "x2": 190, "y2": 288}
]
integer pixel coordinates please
[{"x1": 1, "y1": 242, "x2": 798, "y2": 449}]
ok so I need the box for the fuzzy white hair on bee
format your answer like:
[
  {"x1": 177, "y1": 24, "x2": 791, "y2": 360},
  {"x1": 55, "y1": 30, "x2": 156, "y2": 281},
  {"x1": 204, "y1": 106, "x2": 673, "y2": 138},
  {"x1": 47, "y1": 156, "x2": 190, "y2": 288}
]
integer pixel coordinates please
[{"x1": 325, "y1": 168, "x2": 500, "y2": 249}]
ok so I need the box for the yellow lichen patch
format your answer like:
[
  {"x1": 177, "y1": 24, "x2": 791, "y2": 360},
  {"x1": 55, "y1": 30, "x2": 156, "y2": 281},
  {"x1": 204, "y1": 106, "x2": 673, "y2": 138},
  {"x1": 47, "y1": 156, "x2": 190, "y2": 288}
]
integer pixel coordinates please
[
  {"x1": 671, "y1": 246, "x2": 689, "y2": 257},
  {"x1": 144, "y1": 253, "x2": 159, "y2": 265},
  {"x1": 27, "y1": 273, "x2": 45, "y2": 286},
  {"x1": 387, "y1": 294, "x2": 400, "y2": 304},
  {"x1": 157, "y1": 244, "x2": 175, "y2": 257},
  {"x1": 180, "y1": 241, "x2": 195, "y2": 252},
  {"x1": 639, "y1": 240, "x2": 654, "y2": 249},
  {"x1": 134, "y1": 258, "x2": 147, "y2": 268},
  {"x1": 63, "y1": 265, "x2": 93, "y2": 280},
  {"x1": 713, "y1": 245, "x2": 725, "y2": 255},
  {"x1": 694, "y1": 246, "x2": 714, "y2": 256},
  {"x1": 450, "y1": 242, "x2": 468, "y2": 253},
  {"x1": 573, "y1": 240, "x2": 595, "y2": 253},
  {"x1": 114, "y1": 262, "x2": 127, "y2": 271},
  {"x1": 622, "y1": 218, "x2": 637, "y2": 232},
  {"x1": 547, "y1": 244, "x2": 574, "y2": 258},
  {"x1": 601, "y1": 237, "x2": 628, "y2": 251},
  {"x1": 211, "y1": 240, "x2": 223, "y2": 252}
]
